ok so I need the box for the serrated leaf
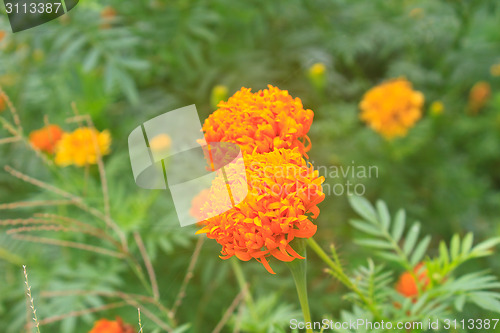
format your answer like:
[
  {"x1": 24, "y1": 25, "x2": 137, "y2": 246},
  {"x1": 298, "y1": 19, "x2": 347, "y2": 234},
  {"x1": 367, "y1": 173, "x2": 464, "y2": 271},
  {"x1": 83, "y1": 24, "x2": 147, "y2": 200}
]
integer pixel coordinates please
[
  {"x1": 349, "y1": 196, "x2": 378, "y2": 224},
  {"x1": 403, "y1": 223, "x2": 420, "y2": 256},
  {"x1": 376, "y1": 200, "x2": 390, "y2": 231},
  {"x1": 391, "y1": 209, "x2": 406, "y2": 243},
  {"x1": 350, "y1": 219, "x2": 383, "y2": 236},
  {"x1": 411, "y1": 235, "x2": 431, "y2": 266}
]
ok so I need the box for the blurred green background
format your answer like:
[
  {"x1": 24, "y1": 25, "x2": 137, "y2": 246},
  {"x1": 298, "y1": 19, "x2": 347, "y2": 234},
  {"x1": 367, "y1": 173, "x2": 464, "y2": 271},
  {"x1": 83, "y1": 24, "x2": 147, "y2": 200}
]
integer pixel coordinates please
[{"x1": 1, "y1": 0, "x2": 500, "y2": 332}]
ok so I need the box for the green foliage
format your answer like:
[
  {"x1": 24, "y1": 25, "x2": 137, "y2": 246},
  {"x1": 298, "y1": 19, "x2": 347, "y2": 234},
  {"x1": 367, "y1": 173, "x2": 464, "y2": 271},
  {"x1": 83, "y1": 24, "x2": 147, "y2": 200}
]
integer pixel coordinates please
[{"x1": 347, "y1": 196, "x2": 500, "y2": 327}]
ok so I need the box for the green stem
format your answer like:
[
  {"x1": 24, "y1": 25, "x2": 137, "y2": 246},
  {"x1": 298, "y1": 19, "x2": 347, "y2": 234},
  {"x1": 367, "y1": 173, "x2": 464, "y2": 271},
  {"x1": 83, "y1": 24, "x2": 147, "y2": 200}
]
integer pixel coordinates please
[
  {"x1": 306, "y1": 237, "x2": 382, "y2": 320},
  {"x1": 230, "y1": 258, "x2": 258, "y2": 321},
  {"x1": 287, "y1": 239, "x2": 313, "y2": 333}
]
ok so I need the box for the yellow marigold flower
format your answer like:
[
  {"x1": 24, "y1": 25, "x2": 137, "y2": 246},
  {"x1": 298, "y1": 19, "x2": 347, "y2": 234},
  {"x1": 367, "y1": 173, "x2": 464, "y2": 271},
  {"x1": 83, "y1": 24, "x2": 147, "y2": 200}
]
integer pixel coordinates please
[
  {"x1": 468, "y1": 81, "x2": 491, "y2": 114},
  {"x1": 359, "y1": 78, "x2": 424, "y2": 139},
  {"x1": 409, "y1": 8, "x2": 424, "y2": 19},
  {"x1": 210, "y1": 85, "x2": 229, "y2": 109},
  {"x1": 196, "y1": 148, "x2": 325, "y2": 274},
  {"x1": 308, "y1": 62, "x2": 327, "y2": 91},
  {"x1": 429, "y1": 101, "x2": 444, "y2": 116},
  {"x1": 202, "y1": 85, "x2": 314, "y2": 158},
  {"x1": 149, "y1": 133, "x2": 172, "y2": 155},
  {"x1": 55, "y1": 127, "x2": 111, "y2": 167},
  {"x1": 89, "y1": 317, "x2": 134, "y2": 333},
  {"x1": 490, "y1": 63, "x2": 500, "y2": 77}
]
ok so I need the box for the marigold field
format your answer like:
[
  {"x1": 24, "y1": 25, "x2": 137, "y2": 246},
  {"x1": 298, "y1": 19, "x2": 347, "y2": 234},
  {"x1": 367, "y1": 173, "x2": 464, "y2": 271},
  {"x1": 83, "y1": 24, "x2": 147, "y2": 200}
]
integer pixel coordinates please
[{"x1": 1, "y1": 1, "x2": 500, "y2": 333}]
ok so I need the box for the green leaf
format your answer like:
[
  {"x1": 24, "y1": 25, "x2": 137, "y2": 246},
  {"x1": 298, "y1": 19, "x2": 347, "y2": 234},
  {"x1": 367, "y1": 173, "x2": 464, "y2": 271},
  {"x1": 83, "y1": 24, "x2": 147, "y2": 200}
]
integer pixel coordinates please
[
  {"x1": 472, "y1": 237, "x2": 500, "y2": 254},
  {"x1": 376, "y1": 200, "x2": 390, "y2": 231},
  {"x1": 349, "y1": 196, "x2": 378, "y2": 224},
  {"x1": 470, "y1": 292, "x2": 500, "y2": 313},
  {"x1": 450, "y1": 234, "x2": 460, "y2": 260},
  {"x1": 83, "y1": 48, "x2": 101, "y2": 72},
  {"x1": 439, "y1": 241, "x2": 450, "y2": 266},
  {"x1": 461, "y1": 232, "x2": 474, "y2": 256},
  {"x1": 376, "y1": 251, "x2": 403, "y2": 263},
  {"x1": 403, "y1": 223, "x2": 420, "y2": 256},
  {"x1": 350, "y1": 219, "x2": 383, "y2": 236},
  {"x1": 391, "y1": 209, "x2": 406, "y2": 243},
  {"x1": 454, "y1": 294, "x2": 466, "y2": 312},
  {"x1": 355, "y1": 239, "x2": 393, "y2": 250},
  {"x1": 411, "y1": 235, "x2": 431, "y2": 266}
]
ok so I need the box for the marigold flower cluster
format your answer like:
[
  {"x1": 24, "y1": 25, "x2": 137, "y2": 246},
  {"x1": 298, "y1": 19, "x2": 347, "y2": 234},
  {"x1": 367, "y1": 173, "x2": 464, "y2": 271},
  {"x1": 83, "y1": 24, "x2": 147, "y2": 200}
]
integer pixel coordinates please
[
  {"x1": 196, "y1": 86, "x2": 324, "y2": 274},
  {"x1": 28, "y1": 125, "x2": 111, "y2": 167},
  {"x1": 197, "y1": 148, "x2": 324, "y2": 274},
  {"x1": 359, "y1": 78, "x2": 424, "y2": 139},
  {"x1": 202, "y1": 85, "x2": 314, "y2": 158},
  {"x1": 89, "y1": 317, "x2": 134, "y2": 333}
]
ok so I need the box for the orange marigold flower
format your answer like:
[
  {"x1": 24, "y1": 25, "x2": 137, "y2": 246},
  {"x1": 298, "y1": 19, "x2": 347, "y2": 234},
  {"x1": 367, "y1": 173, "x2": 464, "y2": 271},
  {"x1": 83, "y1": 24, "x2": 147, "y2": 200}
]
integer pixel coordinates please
[
  {"x1": 29, "y1": 125, "x2": 64, "y2": 154},
  {"x1": 196, "y1": 148, "x2": 325, "y2": 274},
  {"x1": 0, "y1": 30, "x2": 6, "y2": 42},
  {"x1": 100, "y1": 6, "x2": 117, "y2": 29},
  {"x1": 396, "y1": 263, "x2": 429, "y2": 298},
  {"x1": 468, "y1": 81, "x2": 491, "y2": 114},
  {"x1": 0, "y1": 95, "x2": 5, "y2": 112},
  {"x1": 190, "y1": 188, "x2": 211, "y2": 220},
  {"x1": 89, "y1": 317, "x2": 134, "y2": 333},
  {"x1": 359, "y1": 78, "x2": 424, "y2": 139},
  {"x1": 55, "y1": 127, "x2": 111, "y2": 167},
  {"x1": 202, "y1": 85, "x2": 314, "y2": 158},
  {"x1": 101, "y1": 6, "x2": 117, "y2": 19}
]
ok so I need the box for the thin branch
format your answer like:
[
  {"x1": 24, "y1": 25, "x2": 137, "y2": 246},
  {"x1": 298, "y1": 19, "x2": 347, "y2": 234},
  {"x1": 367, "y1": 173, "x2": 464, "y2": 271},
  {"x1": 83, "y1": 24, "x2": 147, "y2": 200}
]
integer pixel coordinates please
[
  {"x1": 0, "y1": 218, "x2": 58, "y2": 226},
  {"x1": 171, "y1": 237, "x2": 204, "y2": 317},
  {"x1": 134, "y1": 232, "x2": 159, "y2": 300},
  {"x1": 39, "y1": 302, "x2": 127, "y2": 326},
  {"x1": 212, "y1": 288, "x2": 247, "y2": 333},
  {"x1": 0, "y1": 85, "x2": 22, "y2": 132},
  {"x1": 40, "y1": 290, "x2": 171, "y2": 318},
  {"x1": 3, "y1": 165, "x2": 127, "y2": 251},
  {"x1": 12, "y1": 234, "x2": 126, "y2": 258},
  {"x1": 0, "y1": 200, "x2": 74, "y2": 210},
  {"x1": 23, "y1": 265, "x2": 41, "y2": 333},
  {"x1": 138, "y1": 308, "x2": 143, "y2": 333},
  {"x1": 125, "y1": 300, "x2": 173, "y2": 333},
  {"x1": 0, "y1": 136, "x2": 21, "y2": 145}
]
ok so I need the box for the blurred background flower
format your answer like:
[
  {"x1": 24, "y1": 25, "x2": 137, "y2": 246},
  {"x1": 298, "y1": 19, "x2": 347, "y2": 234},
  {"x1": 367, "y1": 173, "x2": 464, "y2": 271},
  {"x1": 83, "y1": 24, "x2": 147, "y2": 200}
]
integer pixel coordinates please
[
  {"x1": 55, "y1": 127, "x2": 111, "y2": 167},
  {"x1": 359, "y1": 78, "x2": 424, "y2": 139},
  {"x1": 28, "y1": 124, "x2": 64, "y2": 154}
]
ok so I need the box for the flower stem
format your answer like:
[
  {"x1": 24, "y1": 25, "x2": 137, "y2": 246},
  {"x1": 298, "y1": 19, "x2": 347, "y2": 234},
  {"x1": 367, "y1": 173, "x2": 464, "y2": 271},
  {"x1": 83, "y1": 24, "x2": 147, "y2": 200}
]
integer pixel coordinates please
[
  {"x1": 287, "y1": 239, "x2": 313, "y2": 333},
  {"x1": 230, "y1": 258, "x2": 258, "y2": 321},
  {"x1": 306, "y1": 237, "x2": 382, "y2": 320}
]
